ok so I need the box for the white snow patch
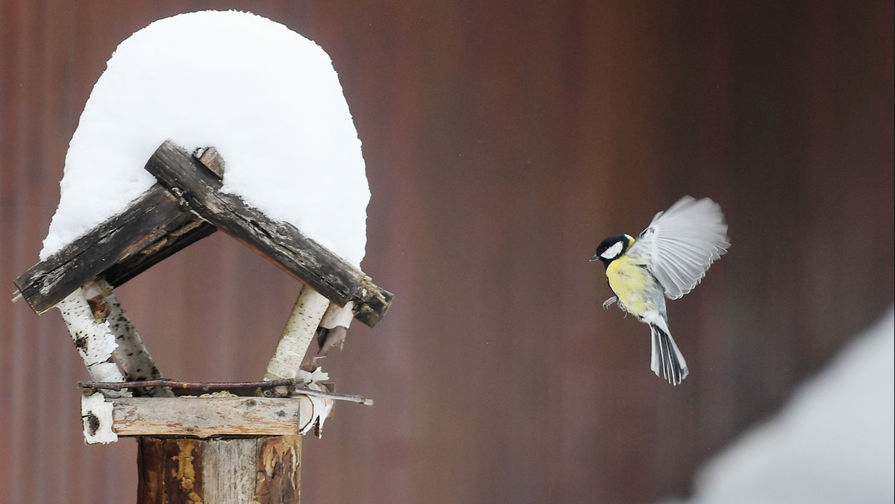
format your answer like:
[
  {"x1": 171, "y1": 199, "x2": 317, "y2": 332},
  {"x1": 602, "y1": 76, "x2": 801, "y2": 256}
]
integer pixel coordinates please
[
  {"x1": 661, "y1": 306, "x2": 895, "y2": 504},
  {"x1": 41, "y1": 10, "x2": 369, "y2": 266}
]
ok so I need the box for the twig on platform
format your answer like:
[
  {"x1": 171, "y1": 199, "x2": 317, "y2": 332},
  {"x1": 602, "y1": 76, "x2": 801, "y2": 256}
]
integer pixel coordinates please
[{"x1": 78, "y1": 378, "x2": 373, "y2": 406}]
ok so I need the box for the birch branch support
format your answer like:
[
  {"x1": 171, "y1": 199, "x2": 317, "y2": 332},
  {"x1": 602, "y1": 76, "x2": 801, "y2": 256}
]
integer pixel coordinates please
[
  {"x1": 58, "y1": 287, "x2": 129, "y2": 390},
  {"x1": 316, "y1": 301, "x2": 354, "y2": 355},
  {"x1": 265, "y1": 286, "x2": 331, "y2": 383},
  {"x1": 85, "y1": 279, "x2": 173, "y2": 397}
]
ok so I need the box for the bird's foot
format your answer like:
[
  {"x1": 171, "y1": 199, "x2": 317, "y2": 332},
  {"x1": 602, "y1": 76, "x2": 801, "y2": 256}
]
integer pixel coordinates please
[{"x1": 602, "y1": 296, "x2": 618, "y2": 310}]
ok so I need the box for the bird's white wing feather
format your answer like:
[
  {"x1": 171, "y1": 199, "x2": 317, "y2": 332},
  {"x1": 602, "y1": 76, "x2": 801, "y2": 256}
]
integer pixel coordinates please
[{"x1": 628, "y1": 196, "x2": 730, "y2": 300}]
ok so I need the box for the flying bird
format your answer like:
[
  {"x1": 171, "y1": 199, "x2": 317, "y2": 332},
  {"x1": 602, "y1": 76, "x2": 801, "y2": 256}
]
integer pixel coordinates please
[{"x1": 590, "y1": 196, "x2": 730, "y2": 385}]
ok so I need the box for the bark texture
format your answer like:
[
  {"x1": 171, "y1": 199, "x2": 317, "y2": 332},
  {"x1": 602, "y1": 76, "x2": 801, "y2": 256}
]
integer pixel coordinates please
[{"x1": 137, "y1": 436, "x2": 301, "y2": 504}]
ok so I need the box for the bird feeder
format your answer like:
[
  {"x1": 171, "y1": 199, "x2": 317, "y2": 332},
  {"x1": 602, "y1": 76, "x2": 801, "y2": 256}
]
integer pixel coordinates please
[{"x1": 13, "y1": 141, "x2": 393, "y2": 503}]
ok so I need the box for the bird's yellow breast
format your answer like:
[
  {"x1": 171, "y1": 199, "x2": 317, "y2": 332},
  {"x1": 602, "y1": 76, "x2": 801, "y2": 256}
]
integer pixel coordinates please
[{"x1": 606, "y1": 255, "x2": 654, "y2": 317}]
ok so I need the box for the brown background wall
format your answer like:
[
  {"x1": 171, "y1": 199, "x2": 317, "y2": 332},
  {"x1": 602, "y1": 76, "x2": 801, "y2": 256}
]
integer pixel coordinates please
[{"x1": 1, "y1": 1, "x2": 892, "y2": 503}]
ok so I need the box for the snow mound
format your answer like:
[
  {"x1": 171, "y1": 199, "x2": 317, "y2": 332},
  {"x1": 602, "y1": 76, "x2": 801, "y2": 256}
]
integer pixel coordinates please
[
  {"x1": 41, "y1": 10, "x2": 369, "y2": 266},
  {"x1": 663, "y1": 307, "x2": 894, "y2": 504}
]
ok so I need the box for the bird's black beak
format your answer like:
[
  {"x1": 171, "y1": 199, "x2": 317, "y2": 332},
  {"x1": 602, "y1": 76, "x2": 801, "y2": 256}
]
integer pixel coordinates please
[{"x1": 588, "y1": 254, "x2": 599, "y2": 262}]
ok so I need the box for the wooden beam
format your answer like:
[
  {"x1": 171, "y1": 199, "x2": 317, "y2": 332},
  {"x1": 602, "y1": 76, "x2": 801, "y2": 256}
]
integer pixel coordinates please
[
  {"x1": 13, "y1": 184, "x2": 211, "y2": 314},
  {"x1": 144, "y1": 140, "x2": 393, "y2": 327},
  {"x1": 83, "y1": 395, "x2": 318, "y2": 439},
  {"x1": 101, "y1": 219, "x2": 216, "y2": 287}
]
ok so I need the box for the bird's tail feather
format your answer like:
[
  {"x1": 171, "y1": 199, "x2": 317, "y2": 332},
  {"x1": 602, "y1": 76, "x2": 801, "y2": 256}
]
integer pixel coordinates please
[{"x1": 649, "y1": 323, "x2": 689, "y2": 386}]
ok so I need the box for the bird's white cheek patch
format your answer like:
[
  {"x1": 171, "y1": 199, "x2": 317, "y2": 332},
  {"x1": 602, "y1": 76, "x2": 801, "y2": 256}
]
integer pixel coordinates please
[{"x1": 601, "y1": 241, "x2": 623, "y2": 259}]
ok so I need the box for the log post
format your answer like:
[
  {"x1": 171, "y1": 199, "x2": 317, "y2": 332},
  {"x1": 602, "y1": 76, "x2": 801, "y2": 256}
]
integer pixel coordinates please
[{"x1": 137, "y1": 436, "x2": 301, "y2": 504}]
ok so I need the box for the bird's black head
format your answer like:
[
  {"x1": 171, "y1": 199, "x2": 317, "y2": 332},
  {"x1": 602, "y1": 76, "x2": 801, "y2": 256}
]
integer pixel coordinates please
[{"x1": 589, "y1": 234, "x2": 632, "y2": 267}]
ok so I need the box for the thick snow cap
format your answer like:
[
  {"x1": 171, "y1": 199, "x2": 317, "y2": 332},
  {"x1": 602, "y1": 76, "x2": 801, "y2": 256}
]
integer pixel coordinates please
[{"x1": 41, "y1": 10, "x2": 369, "y2": 266}]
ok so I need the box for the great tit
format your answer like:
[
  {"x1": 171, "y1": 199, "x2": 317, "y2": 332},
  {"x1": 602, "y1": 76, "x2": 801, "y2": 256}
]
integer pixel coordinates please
[{"x1": 590, "y1": 196, "x2": 730, "y2": 386}]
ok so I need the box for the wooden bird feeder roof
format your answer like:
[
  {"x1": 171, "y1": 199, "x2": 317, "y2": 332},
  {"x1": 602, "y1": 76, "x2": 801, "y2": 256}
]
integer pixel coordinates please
[{"x1": 14, "y1": 140, "x2": 393, "y2": 327}]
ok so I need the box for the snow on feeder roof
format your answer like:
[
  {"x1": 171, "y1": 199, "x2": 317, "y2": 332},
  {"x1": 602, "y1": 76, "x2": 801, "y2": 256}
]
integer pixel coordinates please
[
  {"x1": 41, "y1": 10, "x2": 369, "y2": 267},
  {"x1": 16, "y1": 10, "x2": 391, "y2": 326}
]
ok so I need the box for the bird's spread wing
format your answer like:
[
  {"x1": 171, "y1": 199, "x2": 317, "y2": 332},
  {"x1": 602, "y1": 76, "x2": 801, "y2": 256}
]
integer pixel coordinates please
[{"x1": 627, "y1": 196, "x2": 730, "y2": 300}]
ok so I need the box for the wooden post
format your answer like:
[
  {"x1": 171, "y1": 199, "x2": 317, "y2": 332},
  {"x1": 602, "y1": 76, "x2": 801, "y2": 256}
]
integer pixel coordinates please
[
  {"x1": 137, "y1": 436, "x2": 302, "y2": 504},
  {"x1": 77, "y1": 392, "x2": 319, "y2": 503}
]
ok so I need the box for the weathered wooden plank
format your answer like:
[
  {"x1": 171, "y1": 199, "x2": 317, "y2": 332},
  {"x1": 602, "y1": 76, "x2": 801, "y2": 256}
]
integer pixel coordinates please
[
  {"x1": 101, "y1": 219, "x2": 216, "y2": 287},
  {"x1": 110, "y1": 396, "x2": 316, "y2": 437},
  {"x1": 144, "y1": 140, "x2": 393, "y2": 327},
  {"x1": 13, "y1": 184, "x2": 206, "y2": 314},
  {"x1": 101, "y1": 147, "x2": 221, "y2": 286}
]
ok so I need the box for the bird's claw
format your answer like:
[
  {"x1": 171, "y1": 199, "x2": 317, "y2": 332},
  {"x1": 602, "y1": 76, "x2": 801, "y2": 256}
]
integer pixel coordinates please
[{"x1": 602, "y1": 296, "x2": 618, "y2": 310}]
